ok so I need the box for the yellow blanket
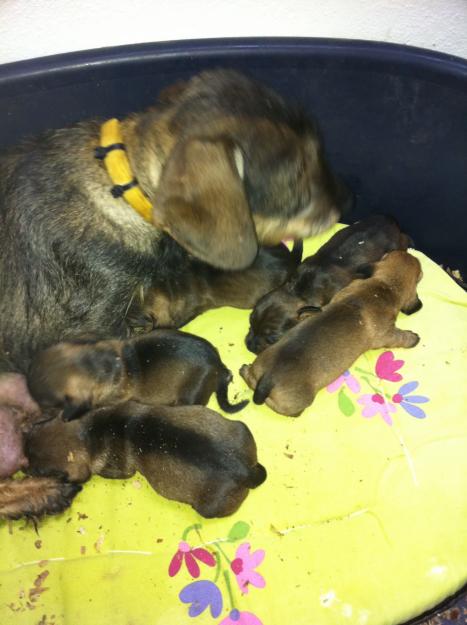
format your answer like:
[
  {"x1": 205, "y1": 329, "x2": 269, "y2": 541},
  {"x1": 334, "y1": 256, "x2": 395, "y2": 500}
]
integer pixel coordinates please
[{"x1": 2, "y1": 225, "x2": 467, "y2": 625}]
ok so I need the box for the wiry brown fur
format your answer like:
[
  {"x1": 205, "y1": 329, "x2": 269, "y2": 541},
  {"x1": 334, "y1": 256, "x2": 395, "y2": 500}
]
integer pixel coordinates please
[
  {"x1": 240, "y1": 251, "x2": 423, "y2": 416},
  {"x1": 25, "y1": 402, "x2": 267, "y2": 518}
]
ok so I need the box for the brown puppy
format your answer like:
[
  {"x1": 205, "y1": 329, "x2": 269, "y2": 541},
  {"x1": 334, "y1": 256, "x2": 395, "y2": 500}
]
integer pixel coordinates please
[
  {"x1": 246, "y1": 215, "x2": 411, "y2": 353},
  {"x1": 241, "y1": 251, "x2": 422, "y2": 417},
  {"x1": 127, "y1": 241, "x2": 303, "y2": 331},
  {"x1": 28, "y1": 330, "x2": 247, "y2": 421},
  {"x1": 25, "y1": 402, "x2": 267, "y2": 518}
]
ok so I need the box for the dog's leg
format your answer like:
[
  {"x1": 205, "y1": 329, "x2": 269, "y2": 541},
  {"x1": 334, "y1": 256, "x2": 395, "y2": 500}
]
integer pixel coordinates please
[
  {"x1": 0, "y1": 475, "x2": 81, "y2": 520},
  {"x1": 377, "y1": 327, "x2": 420, "y2": 349}
]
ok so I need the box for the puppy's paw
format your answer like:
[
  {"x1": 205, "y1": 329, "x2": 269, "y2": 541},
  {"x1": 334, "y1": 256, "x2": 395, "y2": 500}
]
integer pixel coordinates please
[
  {"x1": 0, "y1": 474, "x2": 81, "y2": 520},
  {"x1": 404, "y1": 331, "x2": 420, "y2": 348}
]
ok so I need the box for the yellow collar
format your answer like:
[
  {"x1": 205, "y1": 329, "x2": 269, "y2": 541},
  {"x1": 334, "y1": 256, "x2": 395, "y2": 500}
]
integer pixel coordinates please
[{"x1": 95, "y1": 118, "x2": 153, "y2": 223}]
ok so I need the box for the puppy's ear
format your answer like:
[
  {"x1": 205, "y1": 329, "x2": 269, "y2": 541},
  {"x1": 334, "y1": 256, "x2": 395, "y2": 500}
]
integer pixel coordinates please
[{"x1": 154, "y1": 138, "x2": 258, "y2": 270}]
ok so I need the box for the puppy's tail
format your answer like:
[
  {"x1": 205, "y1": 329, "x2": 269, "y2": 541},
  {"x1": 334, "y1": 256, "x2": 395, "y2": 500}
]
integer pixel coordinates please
[
  {"x1": 216, "y1": 368, "x2": 249, "y2": 414},
  {"x1": 252, "y1": 374, "x2": 273, "y2": 405},
  {"x1": 246, "y1": 463, "x2": 267, "y2": 489}
]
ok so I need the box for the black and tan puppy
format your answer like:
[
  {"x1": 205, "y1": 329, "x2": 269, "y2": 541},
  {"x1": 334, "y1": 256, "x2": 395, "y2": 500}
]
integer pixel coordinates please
[
  {"x1": 28, "y1": 330, "x2": 247, "y2": 421},
  {"x1": 25, "y1": 402, "x2": 267, "y2": 518},
  {"x1": 246, "y1": 215, "x2": 411, "y2": 353},
  {"x1": 0, "y1": 68, "x2": 349, "y2": 517},
  {"x1": 127, "y1": 241, "x2": 303, "y2": 331},
  {"x1": 241, "y1": 251, "x2": 422, "y2": 417}
]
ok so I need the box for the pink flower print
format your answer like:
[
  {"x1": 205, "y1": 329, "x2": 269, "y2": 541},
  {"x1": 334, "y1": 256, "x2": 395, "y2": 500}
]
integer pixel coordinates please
[
  {"x1": 168, "y1": 541, "x2": 216, "y2": 578},
  {"x1": 375, "y1": 351, "x2": 404, "y2": 382},
  {"x1": 230, "y1": 543, "x2": 265, "y2": 594},
  {"x1": 392, "y1": 381, "x2": 429, "y2": 419},
  {"x1": 219, "y1": 609, "x2": 264, "y2": 625},
  {"x1": 358, "y1": 393, "x2": 397, "y2": 426},
  {"x1": 327, "y1": 370, "x2": 361, "y2": 394}
]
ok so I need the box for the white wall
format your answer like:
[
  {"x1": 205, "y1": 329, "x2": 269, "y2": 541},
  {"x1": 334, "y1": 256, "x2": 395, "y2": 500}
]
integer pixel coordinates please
[{"x1": 0, "y1": 0, "x2": 466, "y2": 65}]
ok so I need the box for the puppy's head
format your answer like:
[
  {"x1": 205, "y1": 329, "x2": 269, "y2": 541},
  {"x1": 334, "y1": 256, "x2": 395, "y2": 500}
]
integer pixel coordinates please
[
  {"x1": 375, "y1": 251, "x2": 423, "y2": 315},
  {"x1": 150, "y1": 70, "x2": 350, "y2": 270},
  {"x1": 246, "y1": 288, "x2": 309, "y2": 353},
  {"x1": 27, "y1": 341, "x2": 123, "y2": 421}
]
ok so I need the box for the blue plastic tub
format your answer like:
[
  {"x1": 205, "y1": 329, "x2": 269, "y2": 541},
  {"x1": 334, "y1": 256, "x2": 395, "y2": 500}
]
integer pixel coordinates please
[{"x1": 0, "y1": 39, "x2": 466, "y2": 625}]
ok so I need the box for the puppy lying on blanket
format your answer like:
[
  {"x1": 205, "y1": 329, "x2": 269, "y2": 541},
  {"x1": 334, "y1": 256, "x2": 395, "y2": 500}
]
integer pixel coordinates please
[
  {"x1": 246, "y1": 215, "x2": 411, "y2": 353},
  {"x1": 25, "y1": 402, "x2": 267, "y2": 518},
  {"x1": 241, "y1": 251, "x2": 422, "y2": 417},
  {"x1": 28, "y1": 330, "x2": 247, "y2": 421},
  {"x1": 127, "y1": 242, "x2": 303, "y2": 332}
]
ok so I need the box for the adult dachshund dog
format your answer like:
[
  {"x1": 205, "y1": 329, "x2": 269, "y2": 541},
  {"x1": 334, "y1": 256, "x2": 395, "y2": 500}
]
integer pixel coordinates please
[{"x1": 0, "y1": 69, "x2": 350, "y2": 518}]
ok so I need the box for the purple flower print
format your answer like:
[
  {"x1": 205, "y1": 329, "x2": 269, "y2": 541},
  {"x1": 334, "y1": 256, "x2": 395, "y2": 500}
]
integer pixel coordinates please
[
  {"x1": 392, "y1": 381, "x2": 429, "y2": 418},
  {"x1": 219, "y1": 609, "x2": 264, "y2": 625},
  {"x1": 327, "y1": 370, "x2": 361, "y2": 394},
  {"x1": 179, "y1": 580, "x2": 223, "y2": 618},
  {"x1": 358, "y1": 393, "x2": 397, "y2": 426},
  {"x1": 375, "y1": 351, "x2": 404, "y2": 382}
]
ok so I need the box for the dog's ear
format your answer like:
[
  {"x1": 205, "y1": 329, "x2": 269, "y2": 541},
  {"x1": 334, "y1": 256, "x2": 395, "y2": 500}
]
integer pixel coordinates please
[{"x1": 153, "y1": 137, "x2": 258, "y2": 270}]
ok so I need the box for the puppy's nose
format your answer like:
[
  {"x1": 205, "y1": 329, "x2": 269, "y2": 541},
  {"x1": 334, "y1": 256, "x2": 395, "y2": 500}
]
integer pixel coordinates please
[{"x1": 245, "y1": 331, "x2": 258, "y2": 354}]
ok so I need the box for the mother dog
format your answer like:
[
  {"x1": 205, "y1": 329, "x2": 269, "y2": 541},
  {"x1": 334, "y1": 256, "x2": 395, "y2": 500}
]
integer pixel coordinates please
[{"x1": 0, "y1": 69, "x2": 351, "y2": 517}]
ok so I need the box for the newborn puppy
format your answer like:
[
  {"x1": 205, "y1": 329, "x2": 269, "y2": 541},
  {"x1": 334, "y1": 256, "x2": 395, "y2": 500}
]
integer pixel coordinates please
[
  {"x1": 246, "y1": 215, "x2": 411, "y2": 353},
  {"x1": 25, "y1": 402, "x2": 267, "y2": 518},
  {"x1": 241, "y1": 251, "x2": 422, "y2": 417},
  {"x1": 28, "y1": 330, "x2": 247, "y2": 421},
  {"x1": 127, "y1": 242, "x2": 303, "y2": 332}
]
